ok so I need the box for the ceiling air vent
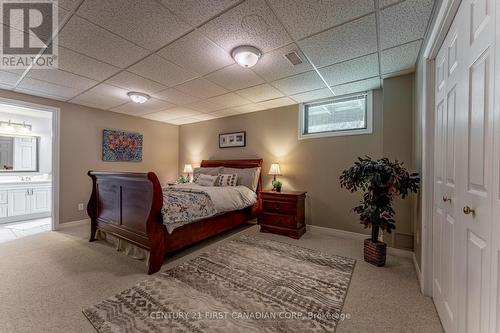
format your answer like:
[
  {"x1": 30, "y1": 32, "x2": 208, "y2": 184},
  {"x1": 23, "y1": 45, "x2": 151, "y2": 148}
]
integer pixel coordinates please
[{"x1": 284, "y1": 50, "x2": 303, "y2": 66}]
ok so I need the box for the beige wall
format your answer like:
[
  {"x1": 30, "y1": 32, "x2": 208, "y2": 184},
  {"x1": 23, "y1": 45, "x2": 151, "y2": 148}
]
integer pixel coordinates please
[
  {"x1": 0, "y1": 90, "x2": 179, "y2": 224},
  {"x1": 383, "y1": 74, "x2": 416, "y2": 249},
  {"x1": 179, "y1": 74, "x2": 416, "y2": 249}
]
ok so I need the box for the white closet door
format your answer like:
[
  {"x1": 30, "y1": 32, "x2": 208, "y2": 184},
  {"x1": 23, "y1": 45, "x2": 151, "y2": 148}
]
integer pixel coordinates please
[
  {"x1": 433, "y1": 0, "x2": 496, "y2": 332},
  {"x1": 457, "y1": 0, "x2": 495, "y2": 332},
  {"x1": 432, "y1": 10, "x2": 463, "y2": 330}
]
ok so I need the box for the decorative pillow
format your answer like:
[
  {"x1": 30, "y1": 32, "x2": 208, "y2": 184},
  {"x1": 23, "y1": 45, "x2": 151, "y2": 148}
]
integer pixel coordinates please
[
  {"x1": 217, "y1": 173, "x2": 238, "y2": 187},
  {"x1": 195, "y1": 174, "x2": 218, "y2": 186},
  {"x1": 222, "y1": 167, "x2": 261, "y2": 191},
  {"x1": 193, "y1": 167, "x2": 222, "y2": 182}
]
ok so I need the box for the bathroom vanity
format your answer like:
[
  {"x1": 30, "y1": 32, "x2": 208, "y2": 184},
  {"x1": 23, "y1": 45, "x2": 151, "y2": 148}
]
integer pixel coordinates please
[{"x1": 0, "y1": 179, "x2": 52, "y2": 224}]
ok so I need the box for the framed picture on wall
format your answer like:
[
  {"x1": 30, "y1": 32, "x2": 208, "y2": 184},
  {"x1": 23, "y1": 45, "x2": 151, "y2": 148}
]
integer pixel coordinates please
[
  {"x1": 102, "y1": 129, "x2": 143, "y2": 162},
  {"x1": 219, "y1": 131, "x2": 246, "y2": 148}
]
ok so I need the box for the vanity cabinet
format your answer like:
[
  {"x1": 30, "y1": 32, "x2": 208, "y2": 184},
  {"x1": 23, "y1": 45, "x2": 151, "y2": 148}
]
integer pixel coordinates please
[{"x1": 0, "y1": 182, "x2": 51, "y2": 223}]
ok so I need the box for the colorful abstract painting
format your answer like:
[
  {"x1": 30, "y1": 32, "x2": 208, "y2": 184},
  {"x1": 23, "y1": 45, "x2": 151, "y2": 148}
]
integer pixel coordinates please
[{"x1": 102, "y1": 129, "x2": 143, "y2": 162}]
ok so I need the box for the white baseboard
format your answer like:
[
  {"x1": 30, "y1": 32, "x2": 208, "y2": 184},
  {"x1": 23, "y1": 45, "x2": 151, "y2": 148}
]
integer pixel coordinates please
[
  {"x1": 56, "y1": 218, "x2": 89, "y2": 230},
  {"x1": 306, "y1": 224, "x2": 414, "y2": 259},
  {"x1": 413, "y1": 253, "x2": 423, "y2": 291}
]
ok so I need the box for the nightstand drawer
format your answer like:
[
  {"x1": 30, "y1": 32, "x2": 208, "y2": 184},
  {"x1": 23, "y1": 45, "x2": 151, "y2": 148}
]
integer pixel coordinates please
[
  {"x1": 259, "y1": 213, "x2": 295, "y2": 228},
  {"x1": 262, "y1": 200, "x2": 294, "y2": 215}
]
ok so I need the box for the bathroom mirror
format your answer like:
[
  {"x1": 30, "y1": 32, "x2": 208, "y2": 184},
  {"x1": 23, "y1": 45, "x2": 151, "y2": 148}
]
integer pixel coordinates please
[{"x1": 0, "y1": 135, "x2": 39, "y2": 172}]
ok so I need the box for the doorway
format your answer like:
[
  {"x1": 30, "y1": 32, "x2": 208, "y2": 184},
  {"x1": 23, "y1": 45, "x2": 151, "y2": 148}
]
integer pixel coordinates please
[{"x1": 0, "y1": 97, "x2": 59, "y2": 243}]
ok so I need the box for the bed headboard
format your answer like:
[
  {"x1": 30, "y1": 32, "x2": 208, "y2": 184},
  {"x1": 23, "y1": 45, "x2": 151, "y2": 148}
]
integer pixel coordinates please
[{"x1": 200, "y1": 159, "x2": 263, "y2": 194}]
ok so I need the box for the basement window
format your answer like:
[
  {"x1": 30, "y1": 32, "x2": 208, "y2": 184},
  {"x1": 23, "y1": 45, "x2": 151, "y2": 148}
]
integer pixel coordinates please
[{"x1": 299, "y1": 91, "x2": 373, "y2": 139}]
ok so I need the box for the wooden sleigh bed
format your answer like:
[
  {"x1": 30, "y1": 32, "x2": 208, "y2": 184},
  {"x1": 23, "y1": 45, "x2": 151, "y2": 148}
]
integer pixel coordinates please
[{"x1": 87, "y1": 159, "x2": 263, "y2": 274}]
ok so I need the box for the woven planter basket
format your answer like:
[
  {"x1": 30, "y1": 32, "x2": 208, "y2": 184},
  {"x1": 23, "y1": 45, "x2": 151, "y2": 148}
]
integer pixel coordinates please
[{"x1": 364, "y1": 238, "x2": 387, "y2": 267}]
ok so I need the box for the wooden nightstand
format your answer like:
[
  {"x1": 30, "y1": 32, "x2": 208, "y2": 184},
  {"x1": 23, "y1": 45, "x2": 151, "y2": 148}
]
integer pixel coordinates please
[{"x1": 258, "y1": 190, "x2": 306, "y2": 239}]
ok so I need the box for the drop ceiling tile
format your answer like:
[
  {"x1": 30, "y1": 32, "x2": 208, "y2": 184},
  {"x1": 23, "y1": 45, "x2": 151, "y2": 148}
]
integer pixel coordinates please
[
  {"x1": 192, "y1": 113, "x2": 219, "y2": 121},
  {"x1": 205, "y1": 64, "x2": 265, "y2": 91},
  {"x1": 235, "y1": 83, "x2": 284, "y2": 102},
  {"x1": 110, "y1": 98, "x2": 175, "y2": 116},
  {"x1": 106, "y1": 71, "x2": 167, "y2": 95},
  {"x1": 163, "y1": 107, "x2": 201, "y2": 118},
  {"x1": 379, "y1": 0, "x2": 401, "y2": 8},
  {"x1": 186, "y1": 100, "x2": 224, "y2": 113},
  {"x1": 252, "y1": 43, "x2": 313, "y2": 81},
  {"x1": 161, "y1": 0, "x2": 239, "y2": 26},
  {"x1": 77, "y1": 0, "x2": 190, "y2": 50},
  {"x1": 331, "y1": 77, "x2": 381, "y2": 95},
  {"x1": 58, "y1": 0, "x2": 81, "y2": 10},
  {"x1": 299, "y1": 14, "x2": 377, "y2": 68},
  {"x1": 381, "y1": 40, "x2": 422, "y2": 74},
  {"x1": 142, "y1": 110, "x2": 183, "y2": 122},
  {"x1": 58, "y1": 16, "x2": 149, "y2": 68},
  {"x1": 26, "y1": 69, "x2": 98, "y2": 90},
  {"x1": 270, "y1": 71, "x2": 326, "y2": 95},
  {"x1": 168, "y1": 117, "x2": 200, "y2": 125},
  {"x1": 16, "y1": 77, "x2": 82, "y2": 100},
  {"x1": 319, "y1": 53, "x2": 379, "y2": 86},
  {"x1": 175, "y1": 78, "x2": 228, "y2": 99},
  {"x1": 157, "y1": 31, "x2": 234, "y2": 76},
  {"x1": 210, "y1": 109, "x2": 240, "y2": 117},
  {"x1": 198, "y1": 0, "x2": 292, "y2": 52},
  {"x1": 152, "y1": 88, "x2": 199, "y2": 105},
  {"x1": 207, "y1": 93, "x2": 251, "y2": 108},
  {"x1": 57, "y1": 46, "x2": 120, "y2": 81},
  {"x1": 70, "y1": 83, "x2": 130, "y2": 109},
  {"x1": 231, "y1": 103, "x2": 267, "y2": 113},
  {"x1": 268, "y1": 0, "x2": 374, "y2": 40},
  {"x1": 290, "y1": 88, "x2": 334, "y2": 103},
  {"x1": 379, "y1": 0, "x2": 434, "y2": 50},
  {"x1": 0, "y1": 70, "x2": 21, "y2": 88},
  {"x1": 129, "y1": 54, "x2": 198, "y2": 87},
  {"x1": 256, "y1": 97, "x2": 296, "y2": 109}
]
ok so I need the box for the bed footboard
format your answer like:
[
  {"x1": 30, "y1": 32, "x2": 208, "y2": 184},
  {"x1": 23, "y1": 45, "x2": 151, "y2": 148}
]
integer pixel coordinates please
[{"x1": 87, "y1": 171, "x2": 165, "y2": 274}]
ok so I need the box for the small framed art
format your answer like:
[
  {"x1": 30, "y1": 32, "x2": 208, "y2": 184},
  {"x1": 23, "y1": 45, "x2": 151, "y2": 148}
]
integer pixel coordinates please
[{"x1": 219, "y1": 131, "x2": 246, "y2": 148}]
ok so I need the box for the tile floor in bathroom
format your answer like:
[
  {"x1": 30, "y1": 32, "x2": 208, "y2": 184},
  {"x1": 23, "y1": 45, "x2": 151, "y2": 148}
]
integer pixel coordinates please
[{"x1": 0, "y1": 217, "x2": 51, "y2": 243}]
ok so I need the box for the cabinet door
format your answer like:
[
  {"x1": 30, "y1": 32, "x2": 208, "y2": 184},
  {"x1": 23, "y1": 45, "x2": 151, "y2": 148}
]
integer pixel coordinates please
[
  {"x1": 30, "y1": 187, "x2": 51, "y2": 214},
  {"x1": 8, "y1": 189, "x2": 30, "y2": 216},
  {"x1": 13, "y1": 137, "x2": 37, "y2": 171}
]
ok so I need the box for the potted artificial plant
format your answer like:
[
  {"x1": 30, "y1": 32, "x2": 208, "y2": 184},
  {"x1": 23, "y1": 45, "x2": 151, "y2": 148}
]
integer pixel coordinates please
[{"x1": 339, "y1": 156, "x2": 420, "y2": 266}]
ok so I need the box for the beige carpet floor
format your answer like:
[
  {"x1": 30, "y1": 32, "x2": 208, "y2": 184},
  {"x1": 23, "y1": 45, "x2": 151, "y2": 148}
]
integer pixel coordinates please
[{"x1": 0, "y1": 222, "x2": 443, "y2": 333}]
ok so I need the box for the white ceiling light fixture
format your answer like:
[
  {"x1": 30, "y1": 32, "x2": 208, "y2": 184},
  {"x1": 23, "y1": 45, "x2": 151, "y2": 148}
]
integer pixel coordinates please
[
  {"x1": 231, "y1": 45, "x2": 262, "y2": 68},
  {"x1": 127, "y1": 92, "x2": 150, "y2": 104}
]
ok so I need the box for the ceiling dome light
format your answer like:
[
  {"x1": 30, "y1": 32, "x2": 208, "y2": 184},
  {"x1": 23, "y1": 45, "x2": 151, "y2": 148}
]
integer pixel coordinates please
[
  {"x1": 127, "y1": 92, "x2": 150, "y2": 104},
  {"x1": 231, "y1": 45, "x2": 262, "y2": 68}
]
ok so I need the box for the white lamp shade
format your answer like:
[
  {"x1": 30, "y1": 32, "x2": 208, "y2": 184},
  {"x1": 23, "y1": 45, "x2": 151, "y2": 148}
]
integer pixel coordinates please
[
  {"x1": 268, "y1": 163, "x2": 281, "y2": 176},
  {"x1": 183, "y1": 164, "x2": 193, "y2": 173}
]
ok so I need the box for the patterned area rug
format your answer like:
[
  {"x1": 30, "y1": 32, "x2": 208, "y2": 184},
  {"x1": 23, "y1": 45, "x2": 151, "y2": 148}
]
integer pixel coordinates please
[{"x1": 83, "y1": 235, "x2": 356, "y2": 332}]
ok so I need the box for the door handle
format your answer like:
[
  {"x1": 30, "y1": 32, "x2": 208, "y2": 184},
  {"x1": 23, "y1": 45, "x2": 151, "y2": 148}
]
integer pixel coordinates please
[
  {"x1": 463, "y1": 206, "x2": 475, "y2": 215},
  {"x1": 442, "y1": 196, "x2": 452, "y2": 203}
]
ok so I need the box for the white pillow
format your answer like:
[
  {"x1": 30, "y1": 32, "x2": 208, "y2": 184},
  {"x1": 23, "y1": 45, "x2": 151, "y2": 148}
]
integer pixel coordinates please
[
  {"x1": 222, "y1": 167, "x2": 261, "y2": 191},
  {"x1": 195, "y1": 174, "x2": 218, "y2": 186},
  {"x1": 193, "y1": 167, "x2": 222, "y2": 182},
  {"x1": 217, "y1": 173, "x2": 238, "y2": 187}
]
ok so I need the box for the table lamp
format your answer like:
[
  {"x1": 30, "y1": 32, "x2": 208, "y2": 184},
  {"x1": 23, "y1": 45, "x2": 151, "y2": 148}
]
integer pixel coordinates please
[
  {"x1": 183, "y1": 164, "x2": 193, "y2": 181},
  {"x1": 269, "y1": 163, "x2": 282, "y2": 192}
]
